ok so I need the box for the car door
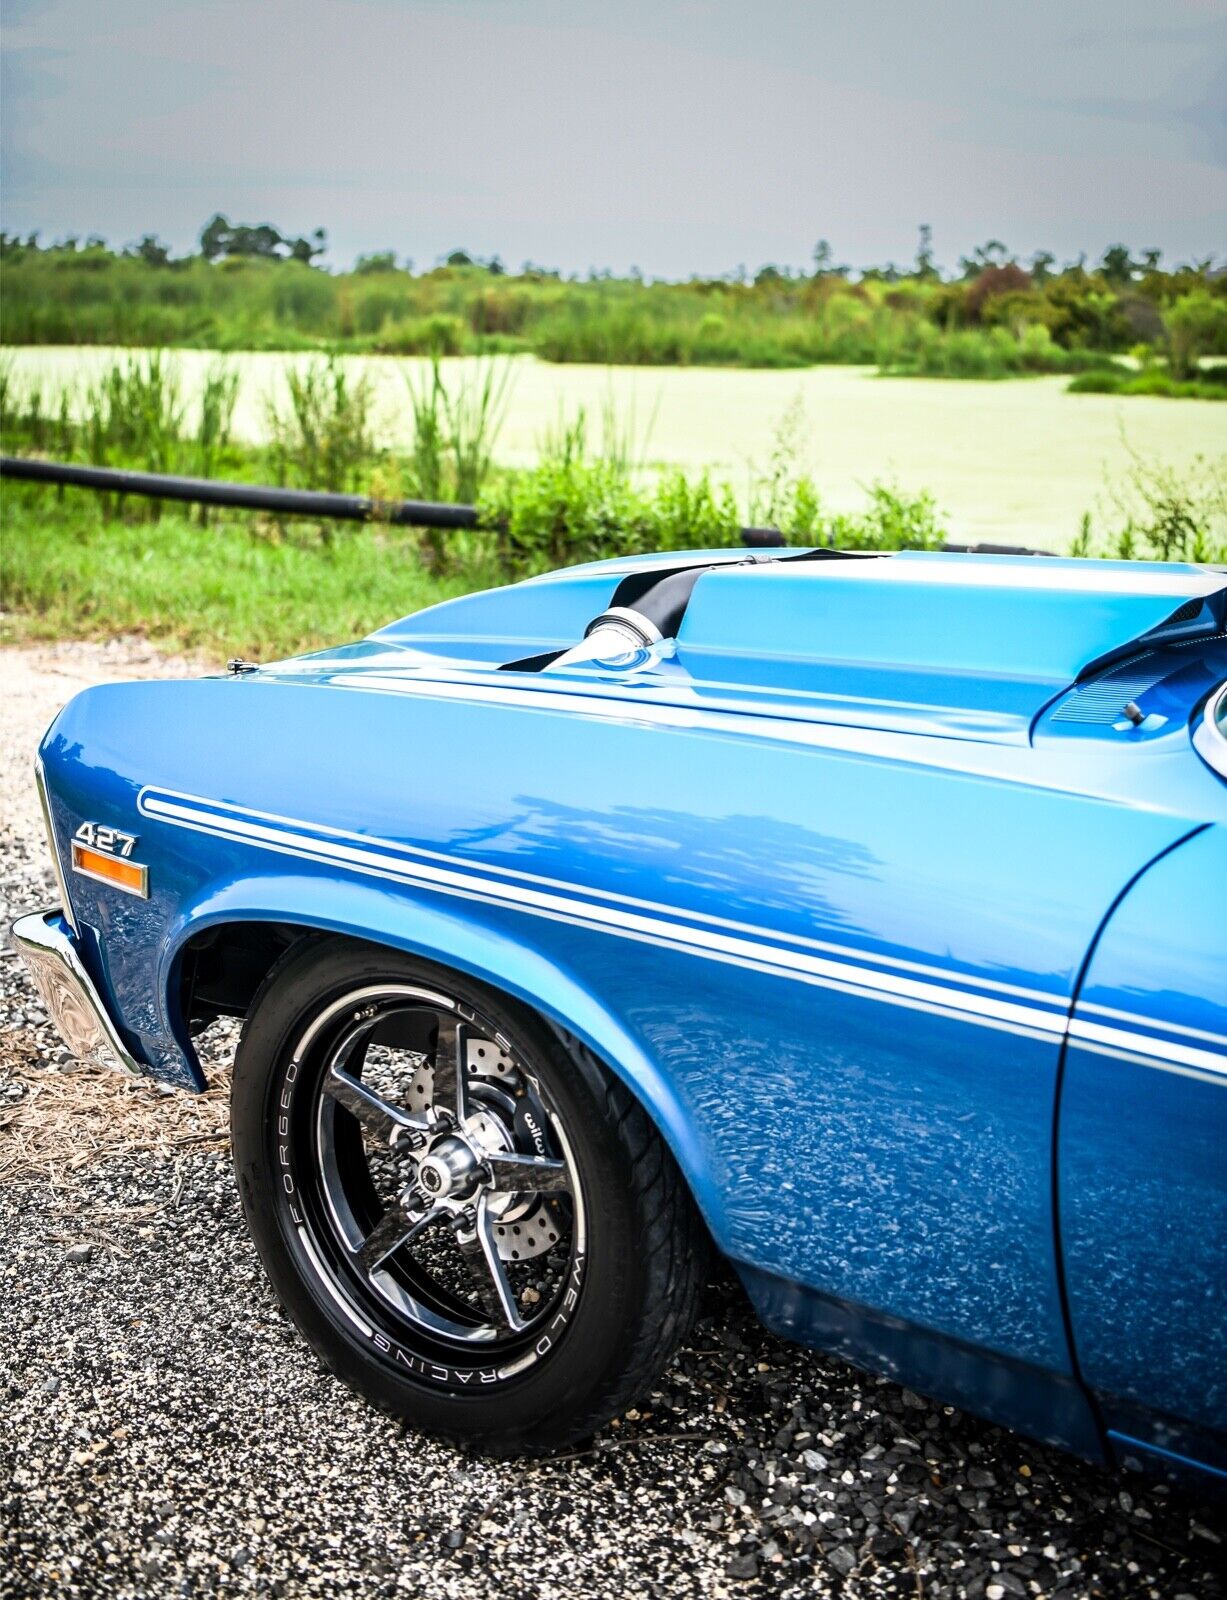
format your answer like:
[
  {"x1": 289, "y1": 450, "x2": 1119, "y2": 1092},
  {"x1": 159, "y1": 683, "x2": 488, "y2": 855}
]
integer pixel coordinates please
[{"x1": 1059, "y1": 825, "x2": 1227, "y2": 1476}]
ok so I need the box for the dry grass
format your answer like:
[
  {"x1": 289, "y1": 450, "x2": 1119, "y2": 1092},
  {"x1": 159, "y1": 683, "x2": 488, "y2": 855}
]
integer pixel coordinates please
[{"x1": 0, "y1": 1024, "x2": 230, "y2": 1193}]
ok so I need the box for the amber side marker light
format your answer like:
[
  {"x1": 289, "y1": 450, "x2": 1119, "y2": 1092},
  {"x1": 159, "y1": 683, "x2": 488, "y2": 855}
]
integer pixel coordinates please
[{"x1": 71, "y1": 842, "x2": 149, "y2": 898}]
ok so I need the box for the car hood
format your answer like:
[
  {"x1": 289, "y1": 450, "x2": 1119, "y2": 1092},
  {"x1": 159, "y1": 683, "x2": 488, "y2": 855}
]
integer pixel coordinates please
[{"x1": 262, "y1": 551, "x2": 1227, "y2": 747}]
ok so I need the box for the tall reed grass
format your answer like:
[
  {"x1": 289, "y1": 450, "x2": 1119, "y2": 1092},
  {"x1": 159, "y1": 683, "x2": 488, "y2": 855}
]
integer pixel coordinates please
[
  {"x1": 2, "y1": 352, "x2": 253, "y2": 516},
  {"x1": 82, "y1": 352, "x2": 184, "y2": 480},
  {"x1": 5, "y1": 350, "x2": 1220, "y2": 576},
  {"x1": 264, "y1": 355, "x2": 374, "y2": 496},
  {"x1": 401, "y1": 355, "x2": 513, "y2": 566},
  {"x1": 193, "y1": 360, "x2": 241, "y2": 521},
  {"x1": 404, "y1": 355, "x2": 513, "y2": 501}
]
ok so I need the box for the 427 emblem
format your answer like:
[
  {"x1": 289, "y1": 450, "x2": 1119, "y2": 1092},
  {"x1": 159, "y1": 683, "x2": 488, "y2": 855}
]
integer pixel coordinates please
[{"x1": 74, "y1": 821, "x2": 139, "y2": 858}]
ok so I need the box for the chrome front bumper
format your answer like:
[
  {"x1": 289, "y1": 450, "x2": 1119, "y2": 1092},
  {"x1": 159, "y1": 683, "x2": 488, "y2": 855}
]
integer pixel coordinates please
[{"x1": 10, "y1": 908, "x2": 141, "y2": 1075}]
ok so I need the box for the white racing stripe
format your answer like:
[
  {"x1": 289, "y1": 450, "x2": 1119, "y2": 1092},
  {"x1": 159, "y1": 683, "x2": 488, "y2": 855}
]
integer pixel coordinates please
[
  {"x1": 1069, "y1": 1040, "x2": 1227, "y2": 1089},
  {"x1": 1067, "y1": 1016, "x2": 1227, "y2": 1078},
  {"x1": 139, "y1": 786, "x2": 1067, "y2": 1037},
  {"x1": 1074, "y1": 999, "x2": 1227, "y2": 1048},
  {"x1": 138, "y1": 786, "x2": 1227, "y2": 1082},
  {"x1": 141, "y1": 785, "x2": 1066, "y2": 1007}
]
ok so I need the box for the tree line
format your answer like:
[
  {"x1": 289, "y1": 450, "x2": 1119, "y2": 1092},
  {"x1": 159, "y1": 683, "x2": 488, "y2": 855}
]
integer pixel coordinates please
[
  {"x1": 2, "y1": 218, "x2": 1224, "y2": 380},
  {"x1": 2, "y1": 216, "x2": 1220, "y2": 286}
]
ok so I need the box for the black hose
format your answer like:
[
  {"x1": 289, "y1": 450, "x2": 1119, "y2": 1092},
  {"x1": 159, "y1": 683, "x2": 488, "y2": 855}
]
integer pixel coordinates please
[
  {"x1": 0, "y1": 455, "x2": 480, "y2": 529},
  {"x1": 602, "y1": 566, "x2": 710, "y2": 640}
]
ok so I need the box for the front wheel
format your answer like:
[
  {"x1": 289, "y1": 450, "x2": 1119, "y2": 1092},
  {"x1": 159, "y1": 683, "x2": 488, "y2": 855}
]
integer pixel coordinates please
[{"x1": 230, "y1": 937, "x2": 705, "y2": 1454}]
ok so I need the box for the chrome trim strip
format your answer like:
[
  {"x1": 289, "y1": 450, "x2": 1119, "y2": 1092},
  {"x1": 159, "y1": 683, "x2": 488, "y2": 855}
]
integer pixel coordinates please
[
  {"x1": 10, "y1": 908, "x2": 141, "y2": 1075},
  {"x1": 35, "y1": 758, "x2": 78, "y2": 935}
]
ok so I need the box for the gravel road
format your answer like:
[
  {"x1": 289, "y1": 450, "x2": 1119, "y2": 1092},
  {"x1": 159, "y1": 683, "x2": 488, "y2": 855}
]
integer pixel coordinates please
[{"x1": 2, "y1": 641, "x2": 1224, "y2": 1600}]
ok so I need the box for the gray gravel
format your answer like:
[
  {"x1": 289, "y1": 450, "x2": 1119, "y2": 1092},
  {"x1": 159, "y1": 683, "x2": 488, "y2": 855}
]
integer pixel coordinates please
[{"x1": 2, "y1": 641, "x2": 1225, "y2": 1600}]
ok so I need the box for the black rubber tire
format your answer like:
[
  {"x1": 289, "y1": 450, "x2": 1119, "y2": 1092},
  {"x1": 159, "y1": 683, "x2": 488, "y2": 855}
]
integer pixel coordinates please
[{"x1": 230, "y1": 936, "x2": 707, "y2": 1455}]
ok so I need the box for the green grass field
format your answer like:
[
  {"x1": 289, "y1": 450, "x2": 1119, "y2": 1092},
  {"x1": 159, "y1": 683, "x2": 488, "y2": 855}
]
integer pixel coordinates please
[
  {"x1": 5, "y1": 447, "x2": 1224, "y2": 665},
  {"x1": 1, "y1": 485, "x2": 474, "y2": 660}
]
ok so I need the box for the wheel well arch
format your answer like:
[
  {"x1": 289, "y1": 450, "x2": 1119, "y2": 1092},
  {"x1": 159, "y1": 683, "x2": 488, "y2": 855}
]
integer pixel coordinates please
[
  {"x1": 170, "y1": 901, "x2": 728, "y2": 1246},
  {"x1": 178, "y1": 916, "x2": 318, "y2": 1033}
]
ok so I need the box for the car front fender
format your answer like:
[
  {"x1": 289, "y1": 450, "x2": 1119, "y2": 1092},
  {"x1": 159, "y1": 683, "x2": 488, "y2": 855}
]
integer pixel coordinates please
[{"x1": 159, "y1": 869, "x2": 728, "y2": 1244}]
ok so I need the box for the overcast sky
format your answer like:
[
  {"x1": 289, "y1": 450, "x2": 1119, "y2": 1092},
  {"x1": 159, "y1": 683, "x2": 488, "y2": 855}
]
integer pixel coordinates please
[{"x1": 3, "y1": 0, "x2": 1225, "y2": 276}]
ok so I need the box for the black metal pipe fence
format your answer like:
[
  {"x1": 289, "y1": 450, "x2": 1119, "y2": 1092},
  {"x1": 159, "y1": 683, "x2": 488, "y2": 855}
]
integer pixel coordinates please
[
  {"x1": 0, "y1": 455, "x2": 1051, "y2": 556},
  {"x1": 0, "y1": 456, "x2": 482, "y2": 531}
]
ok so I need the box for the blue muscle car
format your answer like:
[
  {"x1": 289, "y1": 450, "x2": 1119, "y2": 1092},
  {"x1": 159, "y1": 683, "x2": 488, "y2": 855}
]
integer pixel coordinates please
[{"x1": 13, "y1": 549, "x2": 1227, "y2": 1477}]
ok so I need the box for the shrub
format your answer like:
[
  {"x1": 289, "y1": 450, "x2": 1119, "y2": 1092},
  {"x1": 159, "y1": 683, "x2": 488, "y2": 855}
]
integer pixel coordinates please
[
  {"x1": 352, "y1": 283, "x2": 409, "y2": 335},
  {"x1": 480, "y1": 401, "x2": 740, "y2": 577},
  {"x1": 880, "y1": 326, "x2": 1023, "y2": 379},
  {"x1": 1067, "y1": 370, "x2": 1227, "y2": 400},
  {"x1": 468, "y1": 288, "x2": 534, "y2": 337},
  {"x1": 649, "y1": 469, "x2": 741, "y2": 551},
  {"x1": 1017, "y1": 323, "x2": 1060, "y2": 370},
  {"x1": 480, "y1": 457, "x2": 643, "y2": 576},
  {"x1": 830, "y1": 483, "x2": 946, "y2": 550},
  {"x1": 370, "y1": 314, "x2": 468, "y2": 356},
  {"x1": 1047, "y1": 277, "x2": 1132, "y2": 350},
  {"x1": 1076, "y1": 445, "x2": 1227, "y2": 561},
  {"x1": 978, "y1": 288, "x2": 1053, "y2": 335},
  {"x1": 1117, "y1": 295, "x2": 1166, "y2": 345},
  {"x1": 1066, "y1": 372, "x2": 1120, "y2": 395},
  {"x1": 270, "y1": 266, "x2": 336, "y2": 331},
  {"x1": 1166, "y1": 292, "x2": 1227, "y2": 379},
  {"x1": 965, "y1": 263, "x2": 1033, "y2": 321}
]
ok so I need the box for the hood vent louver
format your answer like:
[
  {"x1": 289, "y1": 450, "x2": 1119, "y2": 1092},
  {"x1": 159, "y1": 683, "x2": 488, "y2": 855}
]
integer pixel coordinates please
[{"x1": 1052, "y1": 652, "x2": 1171, "y2": 725}]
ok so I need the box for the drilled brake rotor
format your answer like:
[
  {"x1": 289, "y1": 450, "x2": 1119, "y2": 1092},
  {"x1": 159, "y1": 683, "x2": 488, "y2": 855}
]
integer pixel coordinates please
[{"x1": 402, "y1": 1037, "x2": 561, "y2": 1261}]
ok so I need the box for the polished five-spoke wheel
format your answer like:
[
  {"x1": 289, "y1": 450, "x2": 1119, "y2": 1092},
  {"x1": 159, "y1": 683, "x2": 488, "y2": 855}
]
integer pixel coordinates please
[
  {"x1": 231, "y1": 938, "x2": 705, "y2": 1454},
  {"x1": 308, "y1": 987, "x2": 581, "y2": 1362}
]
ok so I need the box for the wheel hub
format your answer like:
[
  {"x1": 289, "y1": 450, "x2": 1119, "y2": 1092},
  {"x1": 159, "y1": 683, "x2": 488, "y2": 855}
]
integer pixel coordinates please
[{"x1": 416, "y1": 1134, "x2": 481, "y2": 1200}]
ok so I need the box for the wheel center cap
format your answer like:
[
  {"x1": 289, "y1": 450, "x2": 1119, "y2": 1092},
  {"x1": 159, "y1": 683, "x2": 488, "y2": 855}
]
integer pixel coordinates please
[{"x1": 416, "y1": 1134, "x2": 480, "y2": 1199}]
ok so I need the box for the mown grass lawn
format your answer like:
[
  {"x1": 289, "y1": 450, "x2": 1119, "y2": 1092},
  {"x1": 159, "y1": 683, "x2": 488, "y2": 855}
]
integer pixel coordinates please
[{"x1": 1, "y1": 484, "x2": 484, "y2": 661}]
